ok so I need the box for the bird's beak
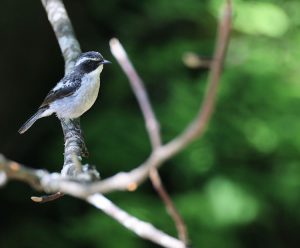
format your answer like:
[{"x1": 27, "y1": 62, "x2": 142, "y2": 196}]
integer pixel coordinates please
[{"x1": 102, "y1": 59, "x2": 111, "y2": 64}]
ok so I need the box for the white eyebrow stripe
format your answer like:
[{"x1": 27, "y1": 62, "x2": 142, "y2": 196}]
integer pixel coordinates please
[{"x1": 75, "y1": 57, "x2": 100, "y2": 66}]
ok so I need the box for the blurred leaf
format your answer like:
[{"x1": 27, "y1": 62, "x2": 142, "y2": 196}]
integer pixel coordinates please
[{"x1": 210, "y1": 0, "x2": 290, "y2": 37}]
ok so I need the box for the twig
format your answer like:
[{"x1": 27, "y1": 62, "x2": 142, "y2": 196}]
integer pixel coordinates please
[
  {"x1": 41, "y1": 0, "x2": 81, "y2": 73},
  {"x1": 0, "y1": 154, "x2": 185, "y2": 248},
  {"x1": 31, "y1": 192, "x2": 64, "y2": 203},
  {"x1": 109, "y1": 38, "x2": 161, "y2": 149},
  {"x1": 87, "y1": 194, "x2": 185, "y2": 248},
  {"x1": 149, "y1": 169, "x2": 188, "y2": 244},
  {"x1": 163, "y1": 0, "x2": 232, "y2": 157},
  {"x1": 110, "y1": 38, "x2": 189, "y2": 244},
  {"x1": 0, "y1": 154, "x2": 46, "y2": 191},
  {"x1": 182, "y1": 52, "x2": 212, "y2": 69}
]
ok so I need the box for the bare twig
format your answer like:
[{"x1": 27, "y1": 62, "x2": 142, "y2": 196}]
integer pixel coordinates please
[
  {"x1": 163, "y1": 0, "x2": 232, "y2": 157},
  {"x1": 110, "y1": 38, "x2": 189, "y2": 244},
  {"x1": 0, "y1": 154, "x2": 185, "y2": 248},
  {"x1": 182, "y1": 52, "x2": 212, "y2": 69},
  {"x1": 149, "y1": 169, "x2": 188, "y2": 244},
  {"x1": 41, "y1": 0, "x2": 81, "y2": 73},
  {"x1": 110, "y1": 38, "x2": 161, "y2": 149},
  {"x1": 87, "y1": 194, "x2": 185, "y2": 248},
  {"x1": 0, "y1": 154, "x2": 46, "y2": 191},
  {"x1": 31, "y1": 192, "x2": 65, "y2": 203}
]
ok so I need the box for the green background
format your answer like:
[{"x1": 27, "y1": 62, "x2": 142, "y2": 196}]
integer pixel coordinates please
[{"x1": 1, "y1": 0, "x2": 300, "y2": 247}]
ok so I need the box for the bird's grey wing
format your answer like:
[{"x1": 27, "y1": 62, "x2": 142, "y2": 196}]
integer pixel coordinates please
[{"x1": 40, "y1": 80, "x2": 80, "y2": 108}]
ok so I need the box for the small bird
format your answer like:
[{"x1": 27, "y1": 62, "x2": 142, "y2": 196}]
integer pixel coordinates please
[{"x1": 18, "y1": 51, "x2": 110, "y2": 134}]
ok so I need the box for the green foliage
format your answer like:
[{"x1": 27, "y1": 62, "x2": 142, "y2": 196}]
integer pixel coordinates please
[{"x1": 210, "y1": 0, "x2": 290, "y2": 37}]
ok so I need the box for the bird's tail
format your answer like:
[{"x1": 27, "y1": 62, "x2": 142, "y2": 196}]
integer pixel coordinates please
[{"x1": 18, "y1": 107, "x2": 47, "y2": 134}]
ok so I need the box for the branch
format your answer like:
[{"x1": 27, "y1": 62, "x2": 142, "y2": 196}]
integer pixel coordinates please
[
  {"x1": 0, "y1": 154, "x2": 185, "y2": 248},
  {"x1": 149, "y1": 169, "x2": 188, "y2": 244},
  {"x1": 41, "y1": 0, "x2": 81, "y2": 73},
  {"x1": 110, "y1": 38, "x2": 188, "y2": 244},
  {"x1": 110, "y1": 39, "x2": 161, "y2": 149},
  {"x1": 0, "y1": 154, "x2": 46, "y2": 190},
  {"x1": 163, "y1": 0, "x2": 232, "y2": 157},
  {"x1": 87, "y1": 194, "x2": 185, "y2": 248}
]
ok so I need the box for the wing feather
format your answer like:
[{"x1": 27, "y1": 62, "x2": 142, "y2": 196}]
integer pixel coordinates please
[{"x1": 40, "y1": 77, "x2": 81, "y2": 108}]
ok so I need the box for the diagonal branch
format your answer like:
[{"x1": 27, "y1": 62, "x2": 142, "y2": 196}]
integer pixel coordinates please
[
  {"x1": 109, "y1": 39, "x2": 161, "y2": 149},
  {"x1": 162, "y1": 0, "x2": 232, "y2": 157},
  {"x1": 87, "y1": 194, "x2": 185, "y2": 248},
  {"x1": 41, "y1": 0, "x2": 81, "y2": 73},
  {"x1": 110, "y1": 38, "x2": 188, "y2": 244},
  {"x1": 149, "y1": 169, "x2": 188, "y2": 244}
]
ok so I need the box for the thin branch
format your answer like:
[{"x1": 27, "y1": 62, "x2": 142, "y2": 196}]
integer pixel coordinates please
[
  {"x1": 149, "y1": 169, "x2": 188, "y2": 244},
  {"x1": 162, "y1": 0, "x2": 232, "y2": 157},
  {"x1": 0, "y1": 154, "x2": 46, "y2": 191},
  {"x1": 182, "y1": 52, "x2": 212, "y2": 69},
  {"x1": 31, "y1": 192, "x2": 64, "y2": 203},
  {"x1": 110, "y1": 38, "x2": 189, "y2": 244},
  {"x1": 110, "y1": 38, "x2": 161, "y2": 149},
  {"x1": 41, "y1": 0, "x2": 81, "y2": 73},
  {"x1": 87, "y1": 194, "x2": 185, "y2": 248},
  {"x1": 0, "y1": 154, "x2": 185, "y2": 248}
]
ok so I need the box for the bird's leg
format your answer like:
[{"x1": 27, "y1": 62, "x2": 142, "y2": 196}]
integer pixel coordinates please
[{"x1": 75, "y1": 120, "x2": 89, "y2": 158}]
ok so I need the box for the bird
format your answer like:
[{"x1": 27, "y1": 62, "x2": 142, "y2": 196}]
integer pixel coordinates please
[{"x1": 18, "y1": 51, "x2": 110, "y2": 134}]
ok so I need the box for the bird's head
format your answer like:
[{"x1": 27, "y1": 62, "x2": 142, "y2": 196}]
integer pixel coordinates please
[{"x1": 75, "y1": 51, "x2": 111, "y2": 73}]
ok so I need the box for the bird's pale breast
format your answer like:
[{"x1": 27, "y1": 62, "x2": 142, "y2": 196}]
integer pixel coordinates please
[{"x1": 51, "y1": 66, "x2": 102, "y2": 118}]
